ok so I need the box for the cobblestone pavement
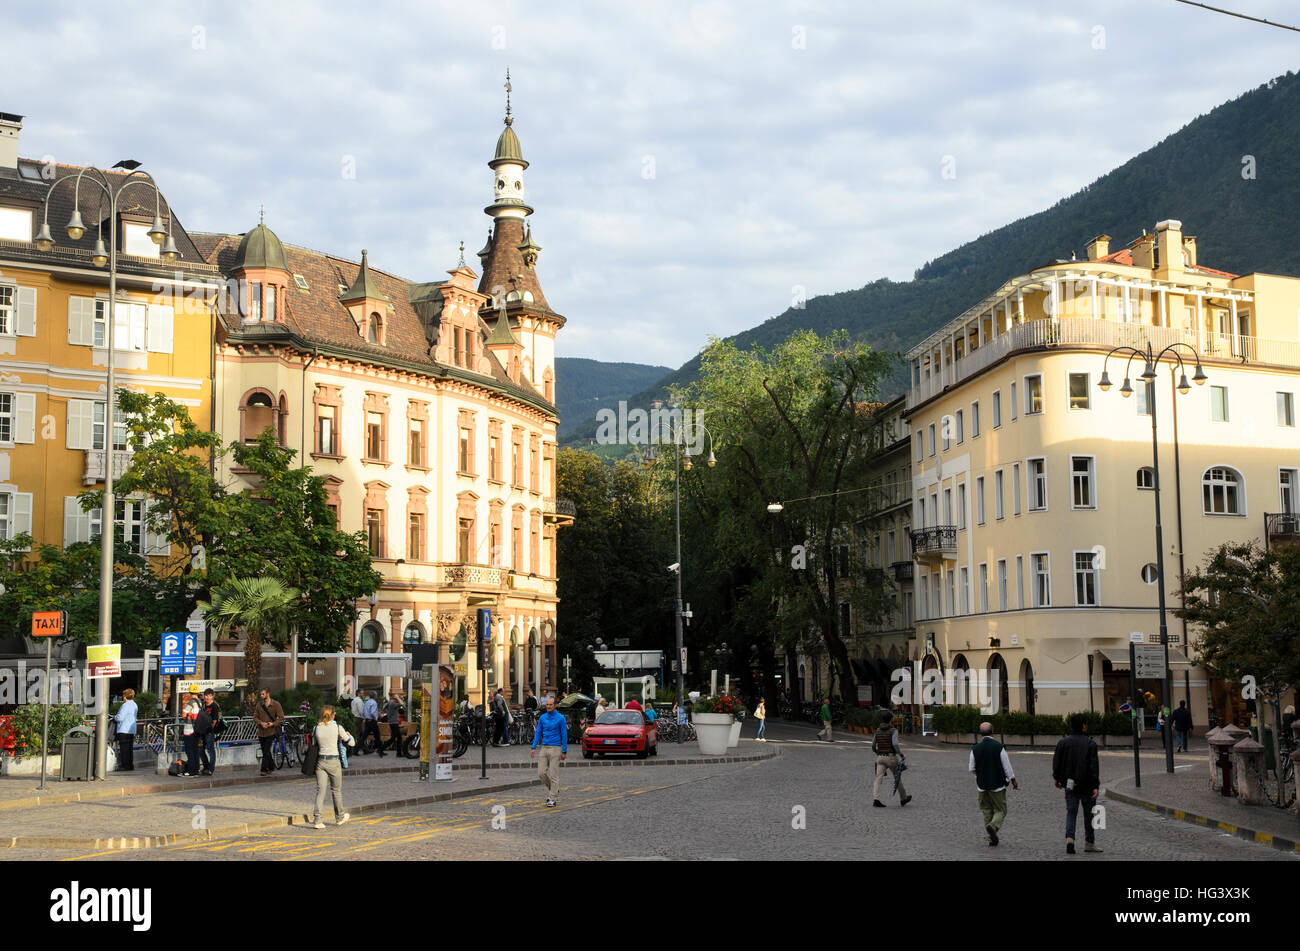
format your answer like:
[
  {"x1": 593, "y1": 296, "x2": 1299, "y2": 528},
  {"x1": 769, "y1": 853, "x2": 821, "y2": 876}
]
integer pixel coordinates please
[{"x1": 21, "y1": 723, "x2": 1297, "y2": 861}]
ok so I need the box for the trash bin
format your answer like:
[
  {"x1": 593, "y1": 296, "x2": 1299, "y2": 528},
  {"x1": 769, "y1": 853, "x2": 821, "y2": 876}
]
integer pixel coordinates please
[{"x1": 61, "y1": 725, "x2": 94, "y2": 781}]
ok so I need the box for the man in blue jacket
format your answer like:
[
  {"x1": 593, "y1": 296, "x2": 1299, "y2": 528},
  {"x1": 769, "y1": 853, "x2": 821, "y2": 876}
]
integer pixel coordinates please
[{"x1": 530, "y1": 695, "x2": 568, "y2": 807}]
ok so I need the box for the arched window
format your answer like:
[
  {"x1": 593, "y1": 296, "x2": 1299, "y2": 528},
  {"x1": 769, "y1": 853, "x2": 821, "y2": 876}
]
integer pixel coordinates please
[
  {"x1": 403, "y1": 621, "x2": 424, "y2": 646},
  {"x1": 1136, "y1": 467, "x2": 1155, "y2": 490},
  {"x1": 987, "y1": 653, "x2": 1010, "y2": 714},
  {"x1": 1020, "y1": 659, "x2": 1036, "y2": 715},
  {"x1": 367, "y1": 313, "x2": 382, "y2": 344},
  {"x1": 242, "y1": 391, "x2": 275, "y2": 444},
  {"x1": 1202, "y1": 467, "x2": 1244, "y2": 515},
  {"x1": 358, "y1": 621, "x2": 384, "y2": 653}
]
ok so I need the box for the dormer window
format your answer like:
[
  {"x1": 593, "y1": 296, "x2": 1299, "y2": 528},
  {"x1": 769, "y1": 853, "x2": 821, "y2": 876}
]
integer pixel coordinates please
[
  {"x1": 367, "y1": 313, "x2": 383, "y2": 345},
  {"x1": 0, "y1": 206, "x2": 32, "y2": 242},
  {"x1": 248, "y1": 282, "x2": 262, "y2": 322},
  {"x1": 265, "y1": 285, "x2": 276, "y2": 322}
]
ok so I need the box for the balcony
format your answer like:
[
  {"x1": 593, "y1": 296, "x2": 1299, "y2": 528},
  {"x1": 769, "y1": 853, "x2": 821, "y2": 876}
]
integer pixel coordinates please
[
  {"x1": 82, "y1": 449, "x2": 133, "y2": 486},
  {"x1": 1265, "y1": 512, "x2": 1300, "y2": 549},
  {"x1": 439, "y1": 564, "x2": 504, "y2": 588},
  {"x1": 542, "y1": 497, "x2": 576, "y2": 526},
  {"x1": 906, "y1": 318, "x2": 1300, "y2": 410},
  {"x1": 891, "y1": 560, "x2": 914, "y2": 582},
  {"x1": 909, "y1": 526, "x2": 957, "y2": 562}
]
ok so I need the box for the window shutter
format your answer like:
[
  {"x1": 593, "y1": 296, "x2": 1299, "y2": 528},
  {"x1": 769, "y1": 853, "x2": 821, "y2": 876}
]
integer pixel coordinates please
[
  {"x1": 68, "y1": 297, "x2": 94, "y2": 346},
  {"x1": 147, "y1": 304, "x2": 173, "y2": 354},
  {"x1": 143, "y1": 500, "x2": 171, "y2": 556},
  {"x1": 64, "y1": 496, "x2": 87, "y2": 547},
  {"x1": 66, "y1": 399, "x2": 93, "y2": 450},
  {"x1": 13, "y1": 393, "x2": 35, "y2": 444},
  {"x1": 16, "y1": 287, "x2": 36, "y2": 337},
  {"x1": 13, "y1": 492, "x2": 32, "y2": 542}
]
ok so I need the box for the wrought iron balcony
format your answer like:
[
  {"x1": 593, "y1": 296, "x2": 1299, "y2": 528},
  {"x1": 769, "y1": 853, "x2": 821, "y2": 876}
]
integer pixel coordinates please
[
  {"x1": 909, "y1": 526, "x2": 957, "y2": 561},
  {"x1": 1265, "y1": 512, "x2": 1300, "y2": 549},
  {"x1": 542, "y1": 497, "x2": 576, "y2": 526},
  {"x1": 892, "y1": 560, "x2": 914, "y2": 582}
]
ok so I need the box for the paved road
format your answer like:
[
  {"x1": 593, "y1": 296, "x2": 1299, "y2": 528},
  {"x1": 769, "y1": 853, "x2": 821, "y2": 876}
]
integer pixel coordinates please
[{"x1": 20, "y1": 724, "x2": 1297, "y2": 861}]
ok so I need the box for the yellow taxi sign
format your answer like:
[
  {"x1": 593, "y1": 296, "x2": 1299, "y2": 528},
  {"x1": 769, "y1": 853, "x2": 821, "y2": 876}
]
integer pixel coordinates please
[{"x1": 31, "y1": 611, "x2": 65, "y2": 638}]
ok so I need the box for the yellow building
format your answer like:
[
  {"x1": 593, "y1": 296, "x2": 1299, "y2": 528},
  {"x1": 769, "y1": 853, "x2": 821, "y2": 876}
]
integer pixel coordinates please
[
  {"x1": 904, "y1": 220, "x2": 1300, "y2": 722},
  {"x1": 0, "y1": 117, "x2": 215, "y2": 585}
]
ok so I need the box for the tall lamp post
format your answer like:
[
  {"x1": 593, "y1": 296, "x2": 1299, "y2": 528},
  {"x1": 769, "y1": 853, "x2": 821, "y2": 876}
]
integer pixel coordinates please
[
  {"x1": 35, "y1": 164, "x2": 180, "y2": 779},
  {"x1": 1098, "y1": 340, "x2": 1207, "y2": 775},
  {"x1": 646, "y1": 401, "x2": 717, "y2": 741}
]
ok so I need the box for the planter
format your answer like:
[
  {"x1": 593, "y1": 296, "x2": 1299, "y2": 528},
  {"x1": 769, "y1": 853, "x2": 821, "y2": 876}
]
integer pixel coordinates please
[
  {"x1": 692, "y1": 713, "x2": 734, "y2": 756},
  {"x1": 0, "y1": 752, "x2": 61, "y2": 776},
  {"x1": 727, "y1": 720, "x2": 742, "y2": 748}
]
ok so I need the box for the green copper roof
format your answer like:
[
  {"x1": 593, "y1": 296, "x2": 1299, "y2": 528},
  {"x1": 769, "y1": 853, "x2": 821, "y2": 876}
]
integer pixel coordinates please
[
  {"x1": 234, "y1": 222, "x2": 288, "y2": 272},
  {"x1": 484, "y1": 312, "x2": 519, "y2": 348},
  {"x1": 490, "y1": 117, "x2": 528, "y2": 169},
  {"x1": 476, "y1": 229, "x2": 493, "y2": 260},
  {"x1": 340, "y1": 249, "x2": 388, "y2": 303}
]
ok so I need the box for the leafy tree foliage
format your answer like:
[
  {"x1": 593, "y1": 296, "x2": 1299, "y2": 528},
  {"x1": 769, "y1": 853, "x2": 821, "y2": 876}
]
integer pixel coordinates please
[{"x1": 199, "y1": 574, "x2": 300, "y2": 699}]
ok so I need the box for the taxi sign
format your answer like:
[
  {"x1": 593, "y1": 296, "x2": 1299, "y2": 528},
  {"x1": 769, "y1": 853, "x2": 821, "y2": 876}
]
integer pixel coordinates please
[
  {"x1": 31, "y1": 611, "x2": 65, "y2": 638},
  {"x1": 87, "y1": 644, "x2": 121, "y2": 679}
]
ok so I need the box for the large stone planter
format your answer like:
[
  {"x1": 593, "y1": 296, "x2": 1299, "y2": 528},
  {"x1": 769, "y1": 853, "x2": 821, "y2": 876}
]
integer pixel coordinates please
[
  {"x1": 0, "y1": 753, "x2": 61, "y2": 776},
  {"x1": 727, "y1": 720, "x2": 742, "y2": 748},
  {"x1": 692, "y1": 713, "x2": 734, "y2": 756}
]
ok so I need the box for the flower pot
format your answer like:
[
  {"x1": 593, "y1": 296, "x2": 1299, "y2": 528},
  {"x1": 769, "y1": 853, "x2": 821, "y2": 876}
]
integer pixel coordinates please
[
  {"x1": 692, "y1": 713, "x2": 734, "y2": 755},
  {"x1": 727, "y1": 719, "x2": 741, "y2": 748}
]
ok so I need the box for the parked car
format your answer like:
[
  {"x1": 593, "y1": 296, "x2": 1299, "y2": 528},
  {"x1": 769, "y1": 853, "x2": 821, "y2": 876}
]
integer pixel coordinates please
[{"x1": 581, "y1": 709, "x2": 656, "y2": 759}]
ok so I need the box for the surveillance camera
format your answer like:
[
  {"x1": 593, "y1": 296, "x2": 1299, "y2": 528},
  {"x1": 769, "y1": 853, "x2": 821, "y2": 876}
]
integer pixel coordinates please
[{"x1": 667, "y1": 563, "x2": 680, "y2": 573}]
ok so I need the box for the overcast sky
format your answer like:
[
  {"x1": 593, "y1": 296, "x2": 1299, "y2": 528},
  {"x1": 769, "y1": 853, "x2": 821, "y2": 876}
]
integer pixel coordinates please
[{"x1": 4, "y1": 1, "x2": 1298, "y2": 367}]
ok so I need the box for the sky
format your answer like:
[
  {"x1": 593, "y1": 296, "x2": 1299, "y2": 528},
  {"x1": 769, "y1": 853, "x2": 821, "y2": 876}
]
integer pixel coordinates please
[{"x1": 3, "y1": 1, "x2": 1299, "y2": 368}]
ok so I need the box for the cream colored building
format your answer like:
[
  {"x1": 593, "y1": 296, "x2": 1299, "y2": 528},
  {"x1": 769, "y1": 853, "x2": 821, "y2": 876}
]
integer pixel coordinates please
[{"x1": 903, "y1": 220, "x2": 1300, "y2": 721}]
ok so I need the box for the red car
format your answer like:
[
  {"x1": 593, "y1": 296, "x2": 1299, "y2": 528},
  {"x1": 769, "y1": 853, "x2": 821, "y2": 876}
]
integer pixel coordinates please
[{"x1": 582, "y1": 709, "x2": 657, "y2": 759}]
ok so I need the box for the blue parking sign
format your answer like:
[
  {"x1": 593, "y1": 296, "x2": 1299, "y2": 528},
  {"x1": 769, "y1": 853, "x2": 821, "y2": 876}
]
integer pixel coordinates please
[
  {"x1": 183, "y1": 631, "x2": 197, "y2": 675},
  {"x1": 161, "y1": 631, "x2": 195, "y2": 675}
]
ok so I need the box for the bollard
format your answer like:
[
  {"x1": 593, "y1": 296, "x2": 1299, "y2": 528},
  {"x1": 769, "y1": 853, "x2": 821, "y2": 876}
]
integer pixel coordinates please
[
  {"x1": 1204, "y1": 726, "x2": 1225, "y2": 788},
  {"x1": 1208, "y1": 731, "x2": 1238, "y2": 794},
  {"x1": 1231, "y1": 737, "x2": 1265, "y2": 805}
]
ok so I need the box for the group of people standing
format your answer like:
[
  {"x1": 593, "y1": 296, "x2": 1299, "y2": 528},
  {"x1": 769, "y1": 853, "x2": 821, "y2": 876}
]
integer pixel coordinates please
[{"x1": 347, "y1": 688, "x2": 412, "y2": 757}]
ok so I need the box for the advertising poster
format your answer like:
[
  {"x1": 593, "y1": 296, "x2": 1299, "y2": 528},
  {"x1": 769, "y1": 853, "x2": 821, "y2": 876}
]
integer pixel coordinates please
[
  {"x1": 419, "y1": 673, "x2": 432, "y2": 781},
  {"x1": 437, "y1": 664, "x2": 455, "y2": 780}
]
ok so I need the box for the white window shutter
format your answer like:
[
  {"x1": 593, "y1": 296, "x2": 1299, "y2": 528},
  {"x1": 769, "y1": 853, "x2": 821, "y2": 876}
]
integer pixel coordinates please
[
  {"x1": 64, "y1": 496, "x2": 86, "y2": 547},
  {"x1": 16, "y1": 287, "x2": 36, "y2": 337},
  {"x1": 13, "y1": 492, "x2": 31, "y2": 541},
  {"x1": 143, "y1": 500, "x2": 171, "y2": 556},
  {"x1": 66, "y1": 399, "x2": 93, "y2": 450},
  {"x1": 147, "y1": 304, "x2": 174, "y2": 354},
  {"x1": 13, "y1": 393, "x2": 35, "y2": 444},
  {"x1": 68, "y1": 297, "x2": 94, "y2": 346}
]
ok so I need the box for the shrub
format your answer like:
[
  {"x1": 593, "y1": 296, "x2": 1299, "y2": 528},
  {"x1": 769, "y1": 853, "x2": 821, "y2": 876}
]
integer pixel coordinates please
[
  {"x1": 932, "y1": 705, "x2": 983, "y2": 734},
  {"x1": 1033, "y1": 714, "x2": 1067, "y2": 736},
  {"x1": 1102, "y1": 711, "x2": 1133, "y2": 736},
  {"x1": 9, "y1": 704, "x2": 87, "y2": 756}
]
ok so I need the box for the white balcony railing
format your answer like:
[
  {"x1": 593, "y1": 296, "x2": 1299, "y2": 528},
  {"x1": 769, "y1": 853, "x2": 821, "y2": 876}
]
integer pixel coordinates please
[
  {"x1": 82, "y1": 449, "x2": 133, "y2": 486},
  {"x1": 906, "y1": 318, "x2": 1300, "y2": 409}
]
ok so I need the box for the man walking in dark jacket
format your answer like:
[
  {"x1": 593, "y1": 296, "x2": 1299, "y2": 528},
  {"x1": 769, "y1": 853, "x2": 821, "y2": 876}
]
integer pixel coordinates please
[
  {"x1": 1171, "y1": 700, "x2": 1193, "y2": 753},
  {"x1": 970, "y1": 722, "x2": 1018, "y2": 846},
  {"x1": 1052, "y1": 713, "x2": 1102, "y2": 854}
]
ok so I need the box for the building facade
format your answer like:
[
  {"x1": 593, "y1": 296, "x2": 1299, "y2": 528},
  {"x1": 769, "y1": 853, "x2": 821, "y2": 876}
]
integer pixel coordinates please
[{"x1": 903, "y1": 220, "x2": 1300, "y2": 721}]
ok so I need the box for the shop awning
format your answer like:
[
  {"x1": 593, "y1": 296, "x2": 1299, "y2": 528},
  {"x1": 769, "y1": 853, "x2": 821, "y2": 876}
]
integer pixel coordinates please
[{"x1": 1097, "y1": 647, "x2": 1194, "y2": 671}]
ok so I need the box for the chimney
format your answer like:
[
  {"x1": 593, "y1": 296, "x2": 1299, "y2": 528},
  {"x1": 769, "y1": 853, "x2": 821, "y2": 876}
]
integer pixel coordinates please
[
  {"x1": 0, "y1": 112, "x2": 22, "y2": 170},
  {"x1": 1131, "y1": 231, "x2": 1155, "y2": 269},
  {"x1": 1154, "y1": 219, "x2": 1184, "y2": 274},
  {"x1": 1085, "y1": 234, "x2": 1111, "y2": 261},
  {"x1": 1182, "y1": 235, "x2": 1197, "y2": 269}
]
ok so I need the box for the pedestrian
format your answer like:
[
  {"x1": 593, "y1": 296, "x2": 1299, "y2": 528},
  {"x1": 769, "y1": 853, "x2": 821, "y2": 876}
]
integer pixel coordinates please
[
  {"x1": 816, "y1": 697, "x2": 832, "y2": 741},
  {"x1": 871, "y1": 711, "x2": 912, "y2": 807},
  {"x1": 1284, "y1": 704, "x2": 1297, "y2": 737},
  {"x1": 311, "y1": 705, "x2": 354, "y2": 829},
  {"x1": 625, "y1": 695, "x2": 643, "y2": 712},
  {"x1": 594, "y1": 697, "x2": 608, "y2": 721},
  {"x1": 970, "y1": 721, "x2": 1018, "y2": 846},
  {"x1": 523, "y1": 688, "x2": 538, "y2": 714},
  {"x1": 350, "y1": 688, "x2": 366, "y2": 729},
  {"x1": 754, "y1": 698, "x2": 767, "y2": 742},
  {"x1": 181, "y1": 692, "x2": 202, "y2": 777},
  {"x1": 1171, "y1": 700, "x2": 1193, "y2": 753},
  {"x1": 492, "y1": 688, "x2": 509, "y2": 746},
  {"x1": 254, "y1": 688, "x2": 285, "y2": 776},
  {"x1": 1052, "y1": 713, "x2": 1103, "y2": 854},
  {"x1": 196, "y1": 688, "x2": 221, "y2": 776},
  {"x1": 530, "y1": 693, "x2": 568, "y2": 807},
  {"x1": 383, "y1": 691, "x2": 406, "y2": 756},
  {"x1": 113, "y1": 688, "x2": 137, "y2": 771},
  {"x1": 362, "y1": 690, "x2": 382, "y2": 754}
]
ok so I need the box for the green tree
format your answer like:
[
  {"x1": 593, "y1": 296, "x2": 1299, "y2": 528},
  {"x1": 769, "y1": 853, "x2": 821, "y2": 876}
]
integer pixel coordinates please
[
  {"x1": 199, "y1": 574, "x2": 300, "y2": 701},
  {"x1": 1179, "y1": 541, "x2": 1300, "y2": 742}
]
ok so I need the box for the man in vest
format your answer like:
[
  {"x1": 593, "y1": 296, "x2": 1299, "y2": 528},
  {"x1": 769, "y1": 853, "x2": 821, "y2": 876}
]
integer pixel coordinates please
[
  {"x1": 871, "y1": 711, "x2": 912, "y2": 807},
  {"x1": 969, "y1": 721, "x2": 1018, "y2": 846}
]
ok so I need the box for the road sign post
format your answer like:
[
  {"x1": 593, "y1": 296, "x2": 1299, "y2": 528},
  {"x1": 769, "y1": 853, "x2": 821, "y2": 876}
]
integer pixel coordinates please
[
  {"x1": 477, "y1": 608, "x2": 491, "y2": 781},
  {"x1": 31, "y1": 611, "x2": 66, "y2": 791}
]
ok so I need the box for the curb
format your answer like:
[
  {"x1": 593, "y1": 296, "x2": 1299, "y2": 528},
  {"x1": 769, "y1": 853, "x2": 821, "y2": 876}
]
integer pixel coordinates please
[
  {"x1": 1106, "y1": 785, "x2": 1300, "y2": 854},
  {"x1": 0, "y1": 748, "x2": 775, "y2": 850}
]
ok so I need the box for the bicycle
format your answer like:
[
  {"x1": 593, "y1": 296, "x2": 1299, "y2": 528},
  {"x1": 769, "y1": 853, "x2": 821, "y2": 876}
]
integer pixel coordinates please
[{"x1": 271, "y1": 722, "x2": 303, "y2": 770}]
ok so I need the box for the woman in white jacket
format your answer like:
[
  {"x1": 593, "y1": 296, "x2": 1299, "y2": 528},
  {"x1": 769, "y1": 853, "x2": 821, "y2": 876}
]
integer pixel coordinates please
[{"x1": 312, "y1": 706, "x2": 354, "y2": 829}]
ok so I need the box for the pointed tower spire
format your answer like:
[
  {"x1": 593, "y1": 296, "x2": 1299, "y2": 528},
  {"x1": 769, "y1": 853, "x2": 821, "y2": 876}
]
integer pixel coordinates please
[{"x1": 340, "y1": 249, "x2": 387, "y2": 303}]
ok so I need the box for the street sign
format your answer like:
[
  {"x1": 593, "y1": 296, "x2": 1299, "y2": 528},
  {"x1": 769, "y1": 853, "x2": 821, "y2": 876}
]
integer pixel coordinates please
[
  {"x1": 476, "y1": 608, "x2": 491, "y2": 671},
  {"x1": 1133, "y1": 644, "x2": 1166, "y2": 679},
  {"x1": 177, "y1": 679, "x2": 235, "y2": 694},
  {"x1": 161, "y1": 631, "x2": 185, "y2": 675},
  {"x1": 31, "y1": 611, "x2": 65, "y2": 638},
  {"x1": 680, "y1": 647, "x2": 687, "y2": 674},
  {"x1": 183, "y1": 631, "x2": 197, "y2": 674},
  {"x1": 86, "y1": 644, "x2": 121, "y2": 679},
  {"x1": 185, "y1": 608, "x2": 206, "y2": 634}
]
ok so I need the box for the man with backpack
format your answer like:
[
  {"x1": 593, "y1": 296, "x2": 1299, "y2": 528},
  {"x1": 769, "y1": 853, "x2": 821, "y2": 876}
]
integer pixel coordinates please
[
  {"x1": 196, "y1": 688, "x2": 222, "y2": 776},
  {"x1": 871, "y1": 711, "x2": 912, "y2": 808}
]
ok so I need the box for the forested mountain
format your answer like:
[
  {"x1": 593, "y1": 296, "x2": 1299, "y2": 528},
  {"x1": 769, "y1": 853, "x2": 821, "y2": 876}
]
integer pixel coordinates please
[
  {"x1": 563, "y1": 70, "x2": 1300, "y2": 446},
  {"x1": 555, "y1": 357, "x2": 672, "y2": 439}
]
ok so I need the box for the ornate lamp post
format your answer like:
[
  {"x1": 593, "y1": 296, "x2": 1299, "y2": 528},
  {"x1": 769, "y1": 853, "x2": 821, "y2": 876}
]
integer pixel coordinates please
[
  {"x1": 1098, "y1": 340, "x2": 1207, "y2": 775},
  {"x1": 35, "y1": 163, "x2": 179, "y2": 779}
]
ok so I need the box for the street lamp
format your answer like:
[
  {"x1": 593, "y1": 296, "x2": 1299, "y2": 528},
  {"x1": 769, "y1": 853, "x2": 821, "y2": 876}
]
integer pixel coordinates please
[
  {"x1": 1099, "y1": 340, "x2": 1207, "y2": 775},
  {"x1": 648, "y1": 400, "x2": 719, "y2": 741},
  {"x1": 34, "y1": 163, "x2": 179, "y2": 780}
]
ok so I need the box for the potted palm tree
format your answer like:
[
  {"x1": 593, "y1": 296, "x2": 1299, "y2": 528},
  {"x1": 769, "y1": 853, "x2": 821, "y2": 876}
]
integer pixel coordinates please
[{"x1": 198, "y1": 574, "x2": 299, "y2": 708}]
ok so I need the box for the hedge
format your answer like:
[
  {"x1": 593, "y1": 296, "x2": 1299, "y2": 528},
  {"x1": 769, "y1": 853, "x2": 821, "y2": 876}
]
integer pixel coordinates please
[{"x1": 930, "y1": 707, "x2": 1132, "y2": 737}]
